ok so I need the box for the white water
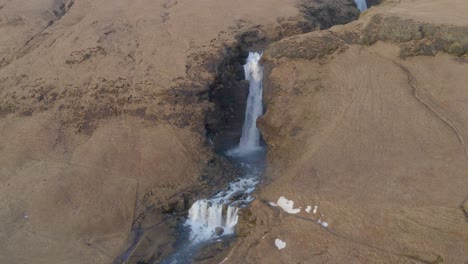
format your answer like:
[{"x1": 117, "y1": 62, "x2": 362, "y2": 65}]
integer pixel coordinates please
[
  {"x1": 186, "y1": 170, "x2": 260, "y2": 242},
  {"x1": 354, "y1": 0, "x2": 368, "y2": 12},
  {"x1": 186, "y1": 52, "x2": 264, "y2": 243},
  {"x1": 187, "y1": 200, "x2": 238, "y2": 241},
  {"x1": 226, "y1": 52, "x2": 264, "y2": 156}
]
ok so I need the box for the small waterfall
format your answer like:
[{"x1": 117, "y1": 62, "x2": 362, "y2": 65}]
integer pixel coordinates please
[
  {"x1": 185, "y1": 177, "x2": 259, "y2": 242},
  {"x1": 354, "y1": 0, "x2": 368, "y2": 12},
  {"x1": 185, "y1": 52, "x2": 264, "y2": 243},
  {"x1": 187, "y1": 200, "x2": 239, "y2": 241}
]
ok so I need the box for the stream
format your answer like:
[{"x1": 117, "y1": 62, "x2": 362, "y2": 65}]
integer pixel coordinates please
[{"x1": 160, "y1": 52, "x2": 266, "y2": 263}]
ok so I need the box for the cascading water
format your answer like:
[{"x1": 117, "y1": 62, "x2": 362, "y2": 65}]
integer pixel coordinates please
[
  {"x1": 187, "y1": 52, "x2": 264, "y2": 240},
  {"x1": 186, "y1": 177, "x2": 259, "y2": 242},
  {"x1": 238, "y1": 52, "x2": 264, "y2": 152},
  {"x1": 354, "y1": 0, "x2": 368, "y2": 12},
  {"x1": 161, "y1": 52, "x2": 265, "y2": 263},
  {"x1": 187, "y1": 200, "x2": 239, "y2": 241}
]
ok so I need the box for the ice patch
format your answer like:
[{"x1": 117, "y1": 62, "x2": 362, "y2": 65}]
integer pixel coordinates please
[
  {"x1": 275, "y1": 238, "x2": 286, "y2": 250},
  {"x1": 276, "y1": 196, "x2": 301, "y2": 214},
  {"x1": 305, "y1": 205, "x2": 312, "y2": 213}
]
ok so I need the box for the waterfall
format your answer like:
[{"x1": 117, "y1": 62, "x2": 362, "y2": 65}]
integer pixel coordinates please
[
  {"x1": 185, "y1": 177, "x2": 259, "y2": 242},
  {"x1": 238, "y1": 52, "x2": 264, "y2": 153},
  {"x1": 354, "y1": 0, "x2": 368, "y2": 12},
  {"x1": 185, "y1": 52, "x2": 264, "y2": 243},
  {"x1": 161, "y1": 52, "x2": 266, "y2": 263},
  {"x1": 187, "y1": 200, "x2": 239, "y2": 242}
]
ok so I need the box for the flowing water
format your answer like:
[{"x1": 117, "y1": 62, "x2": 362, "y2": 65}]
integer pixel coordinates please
[
  {"x1": 161, "y1": 52, "x2": 265, "y2": 263},
  {"x1": 238, "y1": 52, "x2": 264, "y2": 153},
  {"x1": 354, "y1": 0, "x2": 368, "y2": 12}
]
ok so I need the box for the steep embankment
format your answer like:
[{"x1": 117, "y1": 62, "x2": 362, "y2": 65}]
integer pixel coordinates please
[
  {"x1": 228, "y1": 0, "x2": 468, "y2": 263},
  {"x1": 0, "y1": 0, "x2": 360, "y2": 263}
]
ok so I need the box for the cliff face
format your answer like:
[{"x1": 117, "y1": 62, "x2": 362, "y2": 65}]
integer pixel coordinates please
[
  {"x1": 229, "y1": 0, "x2": 468, "y2": 263},
  {"x1": 0, "y1": 0, "x2": 360, "y2": 263}
]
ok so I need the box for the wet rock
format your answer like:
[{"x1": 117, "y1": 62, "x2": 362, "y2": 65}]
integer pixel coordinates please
[
  {"x1": 215, "y1": 227, "x2": 224, "y2": 236},
  {"x1": 229, "y1": 191, "x2": 244, "y2": 202}
]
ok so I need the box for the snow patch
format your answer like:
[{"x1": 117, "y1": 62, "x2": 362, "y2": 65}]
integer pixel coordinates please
[
  {"x1": 318, "y1": 219, "x2": 328, "y2": 228},
  {"x1": 305, "y1": 205, "x2": 312, "y2": 213},
  {"x1": 313, "y1": 205, "x2": 318, "y2": 214},
  {"x1": 276, "y1": 196, "x2": 301, "y2": 214},
  {"x1": 275, "y1": 238, "x2": 286, "y2": 250}
]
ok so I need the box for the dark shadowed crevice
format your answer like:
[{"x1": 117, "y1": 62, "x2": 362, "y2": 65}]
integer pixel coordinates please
[
  {"x1": 205, "y1": 46, "x2": 250, "y2": 152},
  {"x1": 301, "y1": 0, "x2": 360, "y2": 30},
  {"x1": 366, "y1": 0, "x2": 383, "y2": 8}
]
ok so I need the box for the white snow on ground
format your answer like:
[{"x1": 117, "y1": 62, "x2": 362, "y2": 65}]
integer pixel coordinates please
[
  {"x1": 269, "y1": 199, "x2": 329, "y2": 228},
  {"x1": 275, "y1": 238, "x2": 286, "y2": 250},
  {"x1": 318, "y1": 219, "x2": 328, "y2": 228},
  {"x1": 276, "y1": 196, "x2": 301, "y2": 214}
]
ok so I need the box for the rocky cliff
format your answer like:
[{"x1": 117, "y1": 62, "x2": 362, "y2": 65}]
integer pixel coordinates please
[{"x1": 228, "y1": 0, "x2": 468, "y2": 263}]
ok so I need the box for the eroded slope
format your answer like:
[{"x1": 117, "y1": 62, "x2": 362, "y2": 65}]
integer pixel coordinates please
[{"x1": 229, "y1": 0, "x2": 468, "y2": 263}]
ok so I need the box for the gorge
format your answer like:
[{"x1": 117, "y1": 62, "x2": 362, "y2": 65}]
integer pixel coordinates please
[
  {"x1": 1, "y1": 0, "x2": 467, "y2": 263},
  {"x1": 161, "y1": 52, "x2": 266, "y2": 263}
]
